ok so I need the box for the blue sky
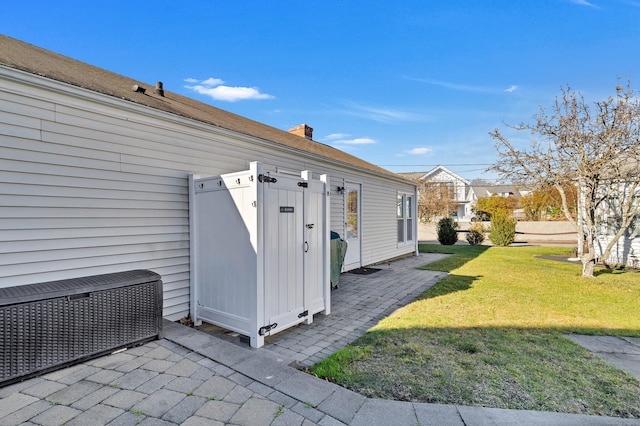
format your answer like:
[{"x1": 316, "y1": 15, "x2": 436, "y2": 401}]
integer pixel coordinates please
[{"x1": 3, "y1": 1, "x2": 640, "y2": 180}]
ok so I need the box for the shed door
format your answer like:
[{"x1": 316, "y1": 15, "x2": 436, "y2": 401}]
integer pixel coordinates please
[
  {"x1": 262, "y1": 174, "x2": 307, "y2": 332},
  {"x1": 304, "y1": 178, "x2": 327, "y2": 315}
]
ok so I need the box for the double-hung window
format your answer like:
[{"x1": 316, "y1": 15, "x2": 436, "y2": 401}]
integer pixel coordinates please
[{"x1": 397, "y1": 192, "x2": 414, "y2": 244}]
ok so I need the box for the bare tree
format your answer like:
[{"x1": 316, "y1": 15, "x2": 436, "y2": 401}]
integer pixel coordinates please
[
  {"x1": 490, "y1": 82, "x2": 640, "y2": 277},
  {"x1": 414, "y1": 178, "x2": 457, "y2": 223}
]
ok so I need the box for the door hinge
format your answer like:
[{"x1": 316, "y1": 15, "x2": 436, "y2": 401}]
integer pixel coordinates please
[
  {"x1": 298, "y1": 310, "x2": 309, "y2": 318},
  {"x1": 258, "y1": 323, "x2": 278, "y2": 336},
  {"x1": 297, "y1": 181, "x2": 308, "y2": 188},
  {"x1": 258, "y1": 174, "x2": 277, "y2": 184}
]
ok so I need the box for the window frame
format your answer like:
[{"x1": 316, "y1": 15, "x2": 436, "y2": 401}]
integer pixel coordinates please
[{"x1": 397, "y1": 192, "x2": 415, "y2": 245}]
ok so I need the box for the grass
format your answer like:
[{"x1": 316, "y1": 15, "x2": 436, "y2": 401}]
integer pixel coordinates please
[{"x1": 309, "y1": 244, "x2": 640, "y2": 418}]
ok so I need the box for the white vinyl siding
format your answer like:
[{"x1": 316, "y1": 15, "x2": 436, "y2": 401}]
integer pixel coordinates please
[
  {"x1": 596, "y1": 234, "x2": 640, "y2": 267},
  {"x1": 595, "y1": 199, "x2": 640, "y2": 267},
  {"x1": 0, "y1": 66, "x2": 416, "y2": 320},
  {"x1": 330, "y1": 180, "x2": 346, "y2": 235}
]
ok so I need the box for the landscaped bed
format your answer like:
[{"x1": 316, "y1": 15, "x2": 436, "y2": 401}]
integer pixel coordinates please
[{"x1": 309, "y1": 245, "x2": 640, "y2": 418}]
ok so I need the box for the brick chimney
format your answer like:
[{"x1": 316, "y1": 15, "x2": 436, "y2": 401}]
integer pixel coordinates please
[{"x1": 288, "y1": 124, "x2": 313, "y2": 140}]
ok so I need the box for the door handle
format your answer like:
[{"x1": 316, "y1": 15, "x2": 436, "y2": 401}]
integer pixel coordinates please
[{"x1": 304, "y1": 241, "x2": 309, "y2": 252}]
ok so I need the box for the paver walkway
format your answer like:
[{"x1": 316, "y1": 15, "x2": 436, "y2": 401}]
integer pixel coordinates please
[
  {"x1": 565, "y1": 335, "x2": 640, "y2": 380},
  {"x1": 1, "y1": 253, "x2": 639, "y2": 425},
  {"x1": 197, "y1": 253, "x2": 449, "y2": 367}
]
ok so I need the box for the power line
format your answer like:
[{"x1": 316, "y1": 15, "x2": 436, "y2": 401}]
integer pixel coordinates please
[{"x1": 377, "y1": 163, "x2": 492, "y2": 167}]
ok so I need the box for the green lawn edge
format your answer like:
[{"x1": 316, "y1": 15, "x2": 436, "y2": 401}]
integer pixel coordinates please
[{"x1": 309, "y1": 245, "x2": 640, "y2": 418}]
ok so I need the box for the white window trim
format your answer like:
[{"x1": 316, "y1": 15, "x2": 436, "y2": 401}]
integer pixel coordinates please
[{"x1": 397, "y1": 192, "x2": 415, "y2": 246}]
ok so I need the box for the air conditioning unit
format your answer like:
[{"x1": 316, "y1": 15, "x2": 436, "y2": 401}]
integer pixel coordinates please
[{"x1": 0, "y1": 270, "x2": 163, "y2": 387}]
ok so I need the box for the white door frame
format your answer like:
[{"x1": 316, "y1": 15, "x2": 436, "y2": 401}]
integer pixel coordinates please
[{"x1": 343, "y1": 182, "x2": 362, "y2": 271}]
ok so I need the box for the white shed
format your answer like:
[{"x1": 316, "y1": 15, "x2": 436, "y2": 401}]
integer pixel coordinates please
[{"x1": 190, "y1": 163, "x2": 330, "y2": 347}]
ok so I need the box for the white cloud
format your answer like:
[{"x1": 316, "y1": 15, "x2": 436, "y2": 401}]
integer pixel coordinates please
[
  {"x1": 201, "y1": 77, "x2": 225, "y2": 86},
  {"x1": 570, "y1": 0, "x2": 598, "y2": 7},
  {"x1": 325, "y1": 133, "x2": 351, "y2": 140},
  {"x1": 184, "y1": 77, "x2": 274, "y2": 102},
  {"x1": 403, "y1": 76, "x2": 492, "y2": 93},
  {"x1": 405, "y1": 147, "x2": 433, "y2": 156},
  {"x1": 332, "y1": 137, "x2": 376, "y2": 145},
  {"x1": 342, "y1": 101, "x2": 426, "y2": 123},
  {"x1": 405, "y1": 76, "x2": 522, "y2": 96}
]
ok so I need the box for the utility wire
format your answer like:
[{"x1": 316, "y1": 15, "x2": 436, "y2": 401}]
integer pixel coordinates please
[{"x1": 377, "y1": 163, "x2": 492, "y2": 167}]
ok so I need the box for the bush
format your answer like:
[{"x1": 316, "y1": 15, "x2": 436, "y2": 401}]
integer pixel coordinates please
[
  {"x1": 466, "y1": 222, "x2": 486, "y2": 246},
  {"x1": 437, "y1": 217, "x2": 458, "y2": 245},
  {"x1": 489, "y1": 213, "x2": 517, "y2": 246}
]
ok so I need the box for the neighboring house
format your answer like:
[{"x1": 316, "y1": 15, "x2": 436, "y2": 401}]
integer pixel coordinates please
[
  {"x1": 596, "y1": 215, "x2": 640, "y2": 267},
  {"x1": 470, "y1": 184, "x2": 523, "y2": 199},
  {"x1": 400, "y1": 165, "x2": 527, "y2": 221},
  {"x1": 469, "y1": 183, "x2": 528, "y2": 219},
  {"x1": 0, "y1": 36, "x2": 418, "y2": 322},
  {"x1": 591, "y1": 185, "x2": 640, "y2": 268},
  {"x1": 400, "y1": 165, "x2": 473, "y2": 220}
]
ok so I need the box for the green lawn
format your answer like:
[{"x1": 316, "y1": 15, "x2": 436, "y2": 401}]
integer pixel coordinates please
[{"x1": 309, "y1": 245, "x2": 640, "y2": 418}]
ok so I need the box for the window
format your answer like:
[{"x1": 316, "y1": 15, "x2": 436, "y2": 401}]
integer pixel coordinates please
[
  {"x1": 346, "y1": 188, "x2": 359, "y2": 239},
  {"x1": 397, "y1": 193, "x2": 414, "y2": 244}
]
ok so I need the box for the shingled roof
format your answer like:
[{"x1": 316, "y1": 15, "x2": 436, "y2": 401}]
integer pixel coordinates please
[{"x1": 0, "y1": 35, "x2": 408, "y2": 181}]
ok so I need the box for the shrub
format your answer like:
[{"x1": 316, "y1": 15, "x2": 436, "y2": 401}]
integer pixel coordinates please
[
  {"x1": 474, "y1": 195, "x2": 517, "y2": 219},
  {"x1": 466, "y1": 222, "x2": 486, "y2": 246},
  {"x1": 437, "y1": 217, "x2": 458, "y2": 245},
  {"x1": 489, "y1": 213, "x2": 517, "y2": 246}
]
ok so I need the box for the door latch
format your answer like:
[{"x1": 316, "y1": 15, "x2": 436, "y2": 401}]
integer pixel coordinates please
[
  {"x1": 305, "y1": 224, "x2": 314, "y2": 229},
  {"x1": 258, "y1": 323, "x2": 278, "y2": 336},
  {"x1": 258, "y1": 174, "x2": 277, "y2": 184}
]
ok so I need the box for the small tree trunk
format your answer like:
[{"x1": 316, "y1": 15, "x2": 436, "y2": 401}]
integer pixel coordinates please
[
  {"x1": 581, "y1": 254, "x2": 596, "y2": 277},
  {"x1": 581, "y1": 238, "x2": 596, "y2": 278}
]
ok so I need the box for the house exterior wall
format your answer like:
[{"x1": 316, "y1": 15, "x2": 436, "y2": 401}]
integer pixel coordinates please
[
  {"x1": 594, "y1": 191, "x2": 640, "y2": 267},
  {"x1": 596, "y1": 233, "x2": 640, "y2": 267},
  {"x1": 0, "y1": 66, "x2": 417, "y2": 320},
  {"x1": 426, "y1": 168, "x2": 468, "y2": 202},
  {"x1": 420, "y1": 167, "x2": 472, "y2": 221}
]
